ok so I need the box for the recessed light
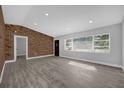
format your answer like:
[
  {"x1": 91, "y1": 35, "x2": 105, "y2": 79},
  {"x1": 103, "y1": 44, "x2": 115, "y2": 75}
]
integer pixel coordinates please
[
  {"x1": 33, "y1": 22, "x2": 37, "y2": 26},
  {"x1": 89, "y1": 20, "x2": 93, "y2": 24},
  {"x1": 45, "y1": 13, "x2": 49, "y2": 16}
]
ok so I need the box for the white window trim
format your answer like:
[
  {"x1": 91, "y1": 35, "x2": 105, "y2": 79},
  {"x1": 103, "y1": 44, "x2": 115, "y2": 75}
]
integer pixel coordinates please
[
  {"x1": 64, "y1": 33, "x2": 111, "y2": 53},
  {"x1": 64, "y1": 38, "x2": 73, "y2": 51},
  {"x1": 94, "y1": 33, "x2": 111, "y2": 53}
]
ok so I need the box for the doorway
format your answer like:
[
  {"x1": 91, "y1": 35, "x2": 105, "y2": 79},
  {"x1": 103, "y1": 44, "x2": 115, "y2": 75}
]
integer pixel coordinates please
[
  {"x1": 55, "y1": 40, "x2": 59, "y2": 56},
  {"x1": 14, "y1": 35, "x2": 28, "y2": 61}
]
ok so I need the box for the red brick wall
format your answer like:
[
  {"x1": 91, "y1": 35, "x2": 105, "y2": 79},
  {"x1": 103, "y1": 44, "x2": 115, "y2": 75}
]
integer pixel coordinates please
[
  {"x1": 0, "y1": 6, "x2": 5, "y2": 74},
  {"x1": 5, "y1": 24, "x2": 53, "y2": 60}
]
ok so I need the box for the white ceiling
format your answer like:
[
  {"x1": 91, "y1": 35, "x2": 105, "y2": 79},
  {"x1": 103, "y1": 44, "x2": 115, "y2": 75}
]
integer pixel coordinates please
[{"x1": 2, "y1": 5, "x2": 124, "y2": 37}]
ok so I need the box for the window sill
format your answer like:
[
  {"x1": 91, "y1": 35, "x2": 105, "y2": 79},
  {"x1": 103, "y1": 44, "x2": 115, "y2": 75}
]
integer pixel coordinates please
[{"x1": 64, "y1": 49, "x2": 110, "y2": 54}]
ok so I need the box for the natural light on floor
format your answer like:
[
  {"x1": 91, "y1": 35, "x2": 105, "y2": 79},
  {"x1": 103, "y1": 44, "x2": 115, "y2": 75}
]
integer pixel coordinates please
[{"x1": 68, "y1": 61, "x2": 97, "y2": 71}]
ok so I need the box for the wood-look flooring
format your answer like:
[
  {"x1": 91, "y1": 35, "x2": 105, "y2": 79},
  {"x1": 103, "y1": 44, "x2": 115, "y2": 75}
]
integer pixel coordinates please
[{"x1": 0, "y1": 56, "x2": 124, "y2": 88}]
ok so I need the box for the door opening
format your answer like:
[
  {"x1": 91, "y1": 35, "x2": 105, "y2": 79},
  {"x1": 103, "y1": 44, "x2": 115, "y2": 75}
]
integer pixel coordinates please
[
  {"x1": 55, "y1": 40, "x2": 59, "y2": 56},
  {"x1": 14, "y1": 35, "x2": 28, "y2": 61}
]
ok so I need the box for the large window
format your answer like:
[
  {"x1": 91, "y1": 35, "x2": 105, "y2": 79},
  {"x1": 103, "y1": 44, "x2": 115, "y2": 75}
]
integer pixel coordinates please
[
  {"x1": 94, "y1": 34, "x2": 110, "y2": 53},
  {"x1": 65, "y1": 39, "x2": 73, "y2": 51},
  {"x1": 64, "y1": 33, "x2": 110, "y2": 53},
  {"x1": 73, "y1": 36, "x2": 93, "y2": 52}
]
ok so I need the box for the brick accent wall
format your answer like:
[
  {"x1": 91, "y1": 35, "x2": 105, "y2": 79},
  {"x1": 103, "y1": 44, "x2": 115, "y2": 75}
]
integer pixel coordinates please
[
  {"x1": 5, "y1": 24, "x2": 53, "y2": 60},
  {"x1": 0, "y1": 6, "x2": 5, "y2": 74}
]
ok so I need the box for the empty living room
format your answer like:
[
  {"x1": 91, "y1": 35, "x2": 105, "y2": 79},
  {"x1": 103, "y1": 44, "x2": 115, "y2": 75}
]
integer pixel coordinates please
[{"x1": 0, "y1": 0, "x2": 124, "y2": 91}]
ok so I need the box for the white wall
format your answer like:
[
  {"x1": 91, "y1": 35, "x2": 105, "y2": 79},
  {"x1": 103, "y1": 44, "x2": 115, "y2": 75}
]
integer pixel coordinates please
[
  {"x1": 16, "y1": 38, "x2": 26, "y2": 56},
  {"x1": 55, "y1": 23, "x2": 122, "y2": 68}
]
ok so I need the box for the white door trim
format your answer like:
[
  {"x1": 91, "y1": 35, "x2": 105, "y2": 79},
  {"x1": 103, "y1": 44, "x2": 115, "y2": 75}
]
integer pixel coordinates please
[{"x1": 14, "y1": 35, "x2": 28, "y2": 61}]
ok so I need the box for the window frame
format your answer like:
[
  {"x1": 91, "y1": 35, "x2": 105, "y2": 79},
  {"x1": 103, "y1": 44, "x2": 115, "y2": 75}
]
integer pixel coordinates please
[
  {"x1": 64, "y1": 38, "x2": 73, "y2": 51},
  {"x1": 93, "y1": 33, "x2": 111, "y2": 53},
  {"x1": 64, "y1": 33, "x2": 111, "y2": 53},
  {"x1": 72, "y1": 35, "x2": 94, "y2": 52}
]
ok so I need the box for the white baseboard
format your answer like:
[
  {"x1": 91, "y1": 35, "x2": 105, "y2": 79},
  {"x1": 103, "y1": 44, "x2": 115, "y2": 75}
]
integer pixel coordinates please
[
  {"x1": 0, "y1": 62, "x2": 6, "y2": 84},
  {"x1": 0, "y1": 60, "x2": 16, "y2": 84},
  {"x1": 60, "y1": 55, "x2": 122, "y2": 68},
  {"x1": 27, "y1": 54, "x2": 54, "y2": 60},
  {"x1": 0, "y1": 54, "x2": 54, "y2": 84},
  {"x1": 5, "y1": 60, "x2": 16, "y2": 63},
  {"x1": 5, "y1": 54, "x2": 54, "y2": 62}
]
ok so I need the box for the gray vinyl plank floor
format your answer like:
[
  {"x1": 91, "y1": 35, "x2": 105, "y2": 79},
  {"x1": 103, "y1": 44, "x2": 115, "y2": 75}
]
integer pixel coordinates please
[{"x1": 0, "y1": 56, "x2": 124, "y2": 88}]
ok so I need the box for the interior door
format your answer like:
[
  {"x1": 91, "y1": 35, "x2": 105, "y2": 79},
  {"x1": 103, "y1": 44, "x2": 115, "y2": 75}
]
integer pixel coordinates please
[{"x1": 55, "y1": 40, "x2": 59, "y2": 56}]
